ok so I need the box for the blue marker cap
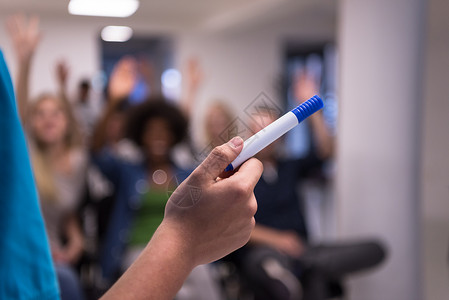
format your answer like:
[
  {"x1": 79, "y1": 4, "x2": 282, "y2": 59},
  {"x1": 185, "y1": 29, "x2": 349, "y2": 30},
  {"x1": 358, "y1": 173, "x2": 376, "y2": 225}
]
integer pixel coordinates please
[
  {"x1": 290, "y1": 95, "x2": 324, "y2": 123},
  {"x1": 224, "y1": 164, "x2": 234, "y2": 172},
  {"x1": 224, "y1": 95, "x2": 324, "y2": 172}
]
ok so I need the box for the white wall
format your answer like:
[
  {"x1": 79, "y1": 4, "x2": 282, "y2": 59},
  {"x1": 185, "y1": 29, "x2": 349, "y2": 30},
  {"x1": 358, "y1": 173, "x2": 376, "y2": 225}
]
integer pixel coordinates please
[{"x1": 0, "y1": 16, "x2": 100, "y2": 98}]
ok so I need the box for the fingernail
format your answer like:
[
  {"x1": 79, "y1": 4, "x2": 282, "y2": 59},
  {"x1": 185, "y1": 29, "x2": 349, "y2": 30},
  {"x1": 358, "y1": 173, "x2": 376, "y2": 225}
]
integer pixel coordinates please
[{"x1": 229, "y1": 136, "x2": 243, "y2": 149}]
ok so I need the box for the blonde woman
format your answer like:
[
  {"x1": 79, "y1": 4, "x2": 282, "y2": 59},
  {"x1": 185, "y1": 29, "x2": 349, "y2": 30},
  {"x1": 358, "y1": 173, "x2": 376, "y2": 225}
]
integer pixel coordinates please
[{"x1": 6, "y1": 15, "x2": 86, "y2": 300}]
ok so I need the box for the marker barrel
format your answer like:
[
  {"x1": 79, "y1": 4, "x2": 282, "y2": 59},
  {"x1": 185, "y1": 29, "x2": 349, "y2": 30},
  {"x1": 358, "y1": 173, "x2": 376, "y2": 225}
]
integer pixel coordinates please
[{"x1": 225, "y1": 95, "x2": 324, "y2": 171}]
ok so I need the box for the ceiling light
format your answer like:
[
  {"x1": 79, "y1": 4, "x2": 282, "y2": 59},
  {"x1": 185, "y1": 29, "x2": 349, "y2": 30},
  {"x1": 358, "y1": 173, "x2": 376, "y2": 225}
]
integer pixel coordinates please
[
  {"x1": 68, "y1": 0, "x2": 139, "y2": 18},
  {"x1": 101, "y1": 26, "x2": 133, "y2": 42}
]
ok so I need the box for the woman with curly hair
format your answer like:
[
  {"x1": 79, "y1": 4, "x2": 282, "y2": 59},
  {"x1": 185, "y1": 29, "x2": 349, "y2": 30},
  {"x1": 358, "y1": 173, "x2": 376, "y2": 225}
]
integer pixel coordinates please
[{"x1": 92, "y1": 99, "x2": 186, "y2": 278}]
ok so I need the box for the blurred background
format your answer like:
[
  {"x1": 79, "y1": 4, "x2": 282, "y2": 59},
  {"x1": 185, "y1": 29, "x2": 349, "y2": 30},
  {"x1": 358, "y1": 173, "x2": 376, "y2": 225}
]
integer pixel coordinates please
[{"x1": 0, "y1": 0, "x2": 448, "y2": 299}]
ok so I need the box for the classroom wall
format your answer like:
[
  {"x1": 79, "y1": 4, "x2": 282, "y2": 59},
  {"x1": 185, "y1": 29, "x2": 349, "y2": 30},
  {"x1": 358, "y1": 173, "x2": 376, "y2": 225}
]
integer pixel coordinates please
[{"x1": 0, "y1": 17, "x2": 100, "y2": 98}]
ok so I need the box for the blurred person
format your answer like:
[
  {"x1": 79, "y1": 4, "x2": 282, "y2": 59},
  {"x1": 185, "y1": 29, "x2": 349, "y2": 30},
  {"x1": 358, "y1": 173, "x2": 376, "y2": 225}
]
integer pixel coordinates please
[
  {"x1": 74, "y1": 78, "x2": 102, "y2": 137},
  {"x1": 91, "y1": 56, "x2": 143, "y2": 155},
  {"x1": 204, "y1": 101, "x2": 237, "y2": 149},
  {"x1": 6, "y1": 14, "x2": 86, "y2": 300},
  {"x1": 91, "y1": 99, "x2": 131, "y2": 155},
  {"x1": 181, "y1": 58, "x2": 237, "y2": 156},
  {"x1": 180, "y1": 57, "x2": 203, "y2": 116},
  {"x1": 1, "y1": 43, "x2": 263, "y2": 299},
  {"x1": 93, "y1": 99, "x2": 223, "y2": 300},
  {"x1": 88, "y1": 59, "x2": 147, "y2": 252},
  {"x1": 105, "y1": 55, "x2": 157, "y2": 105},
  {"x1": 225, "y1": 72, "x2": 385, "y2": 300},
  {"x1": 106, "y1": 56, "x2": 139, "y2": 103},
  {"x1": 88, "y1": 99, "x2": 132, "y2": 248},
  {"x1": 91, "y1": 55, "x2": 165, "y2": 159},
  {"x1": 72, "y1": 76, "x2": 102, "y2": 138},
  {"x1": 54, "y1": 60, "x2": 102, "y2": 139},
  {"x1": 86, "y1": 58, "x2": 162, "y2": 285},
  {"x1": 292, "y1": 69, "x2": 333, "y2": 158},
  {"x1": 90, "y1": 59, "x2": 236, "y2": 294}
]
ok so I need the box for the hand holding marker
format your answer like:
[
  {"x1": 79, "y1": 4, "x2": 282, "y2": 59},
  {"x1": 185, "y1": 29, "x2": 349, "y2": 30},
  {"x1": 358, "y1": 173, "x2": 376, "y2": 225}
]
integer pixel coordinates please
[{"x1": 225, "y1": 95, "x2": 324, "y2": 172}]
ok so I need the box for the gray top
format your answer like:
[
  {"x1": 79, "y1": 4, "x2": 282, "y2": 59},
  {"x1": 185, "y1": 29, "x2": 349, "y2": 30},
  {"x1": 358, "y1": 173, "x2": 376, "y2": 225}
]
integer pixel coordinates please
[{"x1": 39, "y1": 149, "x2": 87, "y2": 248}]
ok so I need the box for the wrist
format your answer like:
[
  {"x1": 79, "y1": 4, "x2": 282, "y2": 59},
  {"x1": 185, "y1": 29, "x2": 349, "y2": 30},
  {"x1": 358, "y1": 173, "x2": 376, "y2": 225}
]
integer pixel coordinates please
[
  {"x1": 100, "y1": 221, "x2": 196, "y2": 300},
  {"x1": 149, "y1": 220, "x2": 196, "y2": 273}
]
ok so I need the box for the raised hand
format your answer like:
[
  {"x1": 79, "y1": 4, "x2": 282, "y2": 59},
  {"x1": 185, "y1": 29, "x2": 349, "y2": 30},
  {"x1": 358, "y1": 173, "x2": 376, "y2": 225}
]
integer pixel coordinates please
[
  {"x1": 293, "y1": 69, "x2": 334, "y2": 158},
  {"x1": 186, "y1": 58, "x2": 203, "y2": 93},
  {"x1": 108, "y1": 56, "x2": 138, "y2": 103},
  {"x1": 293, "y1": 69, "x2": 320, "y2": 103},
  {"x1": 55, "y1": 60, "x2": 70, "y2": 90},
  {"x1": 5, "y1": 14, "x2": 42, "y2": 121},
  {"x1": 6, "y1": 14, "x2": 41, "y2": 63},
  {"x1": 181, "y1": 57, "x2": 204, "y2": 115}
]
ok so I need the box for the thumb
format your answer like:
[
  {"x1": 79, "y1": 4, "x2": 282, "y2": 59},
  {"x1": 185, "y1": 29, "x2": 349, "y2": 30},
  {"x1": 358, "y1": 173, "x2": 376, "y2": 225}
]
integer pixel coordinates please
[{"x1": 195, "y1": 136, "x2": 244, "y2": 182}]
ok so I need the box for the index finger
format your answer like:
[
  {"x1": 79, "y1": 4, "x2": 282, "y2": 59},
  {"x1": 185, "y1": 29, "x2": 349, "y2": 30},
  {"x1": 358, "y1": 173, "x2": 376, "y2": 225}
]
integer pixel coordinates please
[
  {"x1": 193, "y1": 137, "x2": 244, "y2": 182},
  {"x1": 227, "y1": 158, "x2": 263, "y2": 189}
]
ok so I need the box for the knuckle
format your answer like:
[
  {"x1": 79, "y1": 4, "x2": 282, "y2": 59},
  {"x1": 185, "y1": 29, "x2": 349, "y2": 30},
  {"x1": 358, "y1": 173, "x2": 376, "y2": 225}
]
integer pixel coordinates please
[
  {"x1": 249, "y1": 158, "x2": 264, "y2": 174},
  {"x1": 233, "y1": 183, "x2": 247, "y2": 198},
  {"x1": 241, "y1": 218, "x2": 256, "y2": 245},
  {"x1": 186, "y1": 172, "x2": 201, "y2": 187},
  {"x1": 250, "y1": 216, "x2": 256, "y2": 229},
  {"x1": 210, "y1": 146, "x2": 228, "y2": 162},
  {"x1": 255, "y1": 159, "x2": 263, "y2": 172},
  {"x1": 248, "y1": 197, "x2": 258, "y2": 215},
  {"x1": 239, "y1": 181, "x2": 253, "y2": 197}
]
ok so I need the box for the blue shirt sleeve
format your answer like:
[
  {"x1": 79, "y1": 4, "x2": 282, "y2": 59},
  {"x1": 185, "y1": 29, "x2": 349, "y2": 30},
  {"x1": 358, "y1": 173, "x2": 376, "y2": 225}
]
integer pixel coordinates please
[{"x1": 0, "y1": 50, "x2": 60, "y2": 299}]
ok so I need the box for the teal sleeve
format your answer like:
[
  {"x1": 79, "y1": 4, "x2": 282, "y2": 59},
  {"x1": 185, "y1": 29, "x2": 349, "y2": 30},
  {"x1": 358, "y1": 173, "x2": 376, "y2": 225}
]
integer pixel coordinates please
[{"x1": 0, "y1": 50, "x2": 60, "y2": 299}]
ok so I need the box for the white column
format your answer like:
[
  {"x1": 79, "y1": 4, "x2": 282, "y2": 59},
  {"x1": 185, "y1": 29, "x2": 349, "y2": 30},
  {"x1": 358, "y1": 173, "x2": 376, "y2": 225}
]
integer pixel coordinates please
[
  {"x1": 336, "y1": 1, "x2": 425, "y2": 299},
  {"x1": 420, "y1": 0, "x2": 449, "y2": 298}
]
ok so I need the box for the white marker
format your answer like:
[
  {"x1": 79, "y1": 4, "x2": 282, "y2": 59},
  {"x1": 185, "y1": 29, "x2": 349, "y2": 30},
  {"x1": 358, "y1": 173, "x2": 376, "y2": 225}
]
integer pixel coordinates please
[{"x1": 225, "y1": 95, "x2": 324, "y2": 172}]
